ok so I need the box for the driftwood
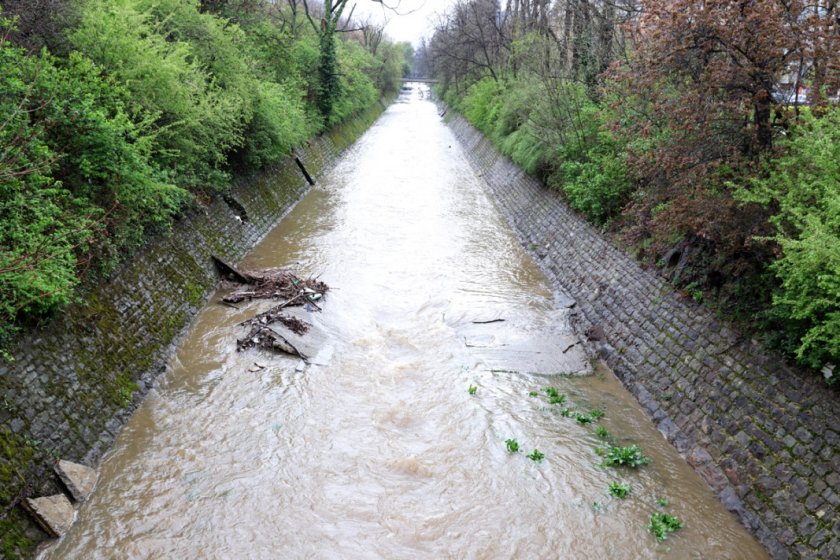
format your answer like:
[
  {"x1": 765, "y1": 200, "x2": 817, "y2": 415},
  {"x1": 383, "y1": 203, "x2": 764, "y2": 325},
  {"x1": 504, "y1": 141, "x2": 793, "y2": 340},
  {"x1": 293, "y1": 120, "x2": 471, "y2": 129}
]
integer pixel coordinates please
[
  {"x1": 239, "y1": 305, "x2": 310, "y2": 335},
  {"x1": 213, "y1": 256, "x2": 255, "y2": 284},
  {"x1": 472, "y1": 318, "x2": 505, "y2": 325}
]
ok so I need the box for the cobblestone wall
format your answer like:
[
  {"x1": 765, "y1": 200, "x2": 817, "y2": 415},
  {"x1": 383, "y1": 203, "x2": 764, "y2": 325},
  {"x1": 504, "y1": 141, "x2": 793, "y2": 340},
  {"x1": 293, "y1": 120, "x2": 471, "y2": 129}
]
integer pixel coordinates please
[
  {"x1": 447, "y1": 114, "x2": 839, "y2": 560},
  {"x1": 0, "y1": 103, "x2": 385, "y2": 557}
]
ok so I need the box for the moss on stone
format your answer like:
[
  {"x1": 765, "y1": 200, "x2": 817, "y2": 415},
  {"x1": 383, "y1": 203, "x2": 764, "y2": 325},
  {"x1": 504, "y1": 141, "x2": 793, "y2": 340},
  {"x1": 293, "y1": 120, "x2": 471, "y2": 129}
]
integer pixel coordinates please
[{"x1": 0, "y1": 509, "x2": 38, "y2": 560}]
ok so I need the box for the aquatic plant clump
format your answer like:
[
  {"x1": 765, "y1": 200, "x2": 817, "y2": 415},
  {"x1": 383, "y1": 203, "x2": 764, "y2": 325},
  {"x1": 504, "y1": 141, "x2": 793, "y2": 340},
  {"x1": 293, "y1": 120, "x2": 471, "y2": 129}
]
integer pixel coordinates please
[
  {"x1": 608, "y1": 482, "x2": 631, "y2": 498},
  {"x1": 527, "y1": 449, "x2": 545, "y2": 462},
  {"x1": 601, "y1": 445, "x2": 651, "y2": 468},
  {"x1": 648, "y1": 513, "x2": 684, "y2": 541},
  {"x1": 505, "y1": 439, "x2": 520, "y2": 453}
]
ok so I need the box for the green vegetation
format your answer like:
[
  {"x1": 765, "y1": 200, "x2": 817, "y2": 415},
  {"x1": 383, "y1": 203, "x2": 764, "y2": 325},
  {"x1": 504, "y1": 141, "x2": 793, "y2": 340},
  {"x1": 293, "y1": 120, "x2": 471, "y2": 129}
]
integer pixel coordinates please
[
  {"x1": 648, "y1": 513, "x2": 684, "y2": 542},
  {"x1": 526, "y1": 449, "x2": 545, "y2": 462},
  {"x1": 601, "y1": 445, "x2": 651, "y2": 469},
  {"x1": 736, "y1": 108, "x2": 840, "y2": 375},
  {"x1": 608, "y1": 482, "x2": 631, "y2": 499},
  {"x1": 468, "y1": 385, "x2": 477, "y2": 395},
  {"x1": 543, "y1": 386, "x2": 560, "y2": 398},
  {"x1": 595, "y1": 426, "x2": 611, "y2": 440},
  {"x1": 0, "y1": 1, "x2": 409, "y2": 356},
  {"x1": 656, "y1": 497, "x2": 670, "y2": 507},
  {"x1": 588, "y1": 409, "x2": 605, "y2": 420},
  {"x1": 505, "y1": 438, "x2": 520, "y2": 453}
]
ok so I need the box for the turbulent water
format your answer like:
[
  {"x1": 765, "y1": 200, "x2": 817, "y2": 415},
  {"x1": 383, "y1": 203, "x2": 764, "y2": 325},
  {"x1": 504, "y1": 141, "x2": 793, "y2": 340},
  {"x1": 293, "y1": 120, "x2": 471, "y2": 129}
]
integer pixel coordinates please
[{"x1": 44, "y1": 85, "x2": 768, "y2": 559}]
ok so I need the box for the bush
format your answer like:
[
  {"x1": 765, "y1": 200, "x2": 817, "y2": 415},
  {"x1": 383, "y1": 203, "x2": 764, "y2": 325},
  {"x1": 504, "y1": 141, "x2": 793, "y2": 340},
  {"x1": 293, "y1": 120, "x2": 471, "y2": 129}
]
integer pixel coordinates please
[
  {"x1": 327, "y1": 39, "x2": 379, "y2": 126},
  {"x1": 460, "y1": 77, "x2": 503, "y2": 136},
  {"x1": 0, "y1": 31, "x2": 185, "y2": 354},
  {"x1": 455, "y1": 74, "x2": 631, "y2": 223},
  {"x1": 240, "y1": 80, "x2": 313, "y2": 169},
  {"x1": 70, "y1": 0, "x2": 247, "y2": 191},
  {"x1": 740, "y1": 109, "x2": 840, "y2": 374}
]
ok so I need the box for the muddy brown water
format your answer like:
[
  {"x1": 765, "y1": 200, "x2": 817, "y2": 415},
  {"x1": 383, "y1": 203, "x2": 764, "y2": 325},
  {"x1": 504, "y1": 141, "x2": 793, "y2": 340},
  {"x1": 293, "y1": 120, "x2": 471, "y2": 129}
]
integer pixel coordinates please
[{"x1": 43, "y1": 85, "x2": 768, "y2": 559}]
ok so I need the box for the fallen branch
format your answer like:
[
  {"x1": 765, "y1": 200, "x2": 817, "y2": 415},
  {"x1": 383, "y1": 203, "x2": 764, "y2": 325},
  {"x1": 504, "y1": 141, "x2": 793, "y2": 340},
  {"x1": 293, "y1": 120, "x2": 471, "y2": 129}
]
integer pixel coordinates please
[
  {"x1": 562, "y1": 341, "x2": 582, "y2": 354},
  {"x1": 239, "y1": 305, "x2": 310, "y2": 335}
]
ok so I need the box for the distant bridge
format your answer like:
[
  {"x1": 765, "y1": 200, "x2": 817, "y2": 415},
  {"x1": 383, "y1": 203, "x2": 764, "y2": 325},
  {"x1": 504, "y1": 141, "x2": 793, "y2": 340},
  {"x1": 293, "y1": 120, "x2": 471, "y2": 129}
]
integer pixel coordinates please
[{"x1": 402, "y1": 78, "x2": 438, "y2": 84}]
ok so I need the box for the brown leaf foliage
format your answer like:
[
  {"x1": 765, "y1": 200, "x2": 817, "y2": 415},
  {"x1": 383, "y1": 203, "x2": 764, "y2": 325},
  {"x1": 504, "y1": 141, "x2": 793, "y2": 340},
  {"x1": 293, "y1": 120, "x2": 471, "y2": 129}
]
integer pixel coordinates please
[{"x1": 609, "y1": 0, "x2": 838, "y2": 280}]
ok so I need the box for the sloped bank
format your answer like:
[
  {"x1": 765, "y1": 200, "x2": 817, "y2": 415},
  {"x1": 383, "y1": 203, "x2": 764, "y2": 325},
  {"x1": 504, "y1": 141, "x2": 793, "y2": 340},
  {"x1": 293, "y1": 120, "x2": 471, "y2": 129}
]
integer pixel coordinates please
[
  {"x1": 446, "y1": 113, "x2": 839, "y2": 560},
  {"x1": 0, "y1": 102, "x2": 387, "y2": 558}
]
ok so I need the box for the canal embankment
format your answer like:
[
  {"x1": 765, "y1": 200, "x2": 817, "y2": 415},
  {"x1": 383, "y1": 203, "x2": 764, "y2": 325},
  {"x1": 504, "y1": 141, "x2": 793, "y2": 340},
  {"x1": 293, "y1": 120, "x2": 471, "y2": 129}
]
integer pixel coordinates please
[
  {"x1": 445, "y1": 112, "x2": 839, "y2": 560},
  {"x1": 42, "y1": 85, "x2": 768, "y2": 559},
  {"x1": 0, "y1": 102, "x2": 386, "y2": 557}
]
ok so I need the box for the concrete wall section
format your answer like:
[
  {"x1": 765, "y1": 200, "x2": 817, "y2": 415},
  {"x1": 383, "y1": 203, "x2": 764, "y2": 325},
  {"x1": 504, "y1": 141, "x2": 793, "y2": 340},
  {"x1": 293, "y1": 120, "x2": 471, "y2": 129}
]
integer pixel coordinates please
[
  {"x1": 0, "y1": 103, "x2": 385, "y2": 557},
  {"x1": 447, "y1": 113, "x2": 839, "y2": 560}
]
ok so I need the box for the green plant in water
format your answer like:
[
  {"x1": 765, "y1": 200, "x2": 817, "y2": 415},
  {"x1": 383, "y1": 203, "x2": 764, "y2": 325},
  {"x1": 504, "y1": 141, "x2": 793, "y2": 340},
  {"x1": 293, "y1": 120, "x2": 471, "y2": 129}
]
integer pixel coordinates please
[
  {"x1": 608, "y1": 482, "x2": 631, "y2": 498},
  {"x1": 529, "y1": 391, "x2": 539, "y2": 397},
  {"x1": 595, "y1": 425, "x2": 610, "y2": 439},
  {"x1": 656, "y1": 497, "x2": 669, "y2": 507},
  {"x1": 526, "y1": 449, "x2": 545, "y2": 462},
  {"x1": 648, "y1": 513, "x2": 684, "y2": 542},
  {"x1": 601, "y1": 444, "x2": 651, "y2": 468},
  {"x1": 560, "y1": 408, "x2": 573, "y2": 418},
  {"x1": 575, "y1": 413, "x2": 593, "y2": 424},
  {"x1": 589, "y1": 409, "x2": 605, "y2": 420},
  {"x1": 505, "y1": 438, "x2": 520, "y2": 453},
  {"x1": 468, "y1": 385, "x2": 477, "y2": 395},
  {"x1": 543, "y1": 386, "x2": 560, "y2": 398},
  {"x1": 549, "y1": 394, "x2": 566, "y2": 405}
]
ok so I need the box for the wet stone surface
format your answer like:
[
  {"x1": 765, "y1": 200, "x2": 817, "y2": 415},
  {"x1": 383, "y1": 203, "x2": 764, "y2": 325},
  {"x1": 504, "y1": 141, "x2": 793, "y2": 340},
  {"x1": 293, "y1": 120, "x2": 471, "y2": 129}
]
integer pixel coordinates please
[
  {"x1": 55, "y1": 460, "x2": 97, "y2": 502},
  {"x1": 22, "y1": 495, "x2": 75, "y2": 538}
]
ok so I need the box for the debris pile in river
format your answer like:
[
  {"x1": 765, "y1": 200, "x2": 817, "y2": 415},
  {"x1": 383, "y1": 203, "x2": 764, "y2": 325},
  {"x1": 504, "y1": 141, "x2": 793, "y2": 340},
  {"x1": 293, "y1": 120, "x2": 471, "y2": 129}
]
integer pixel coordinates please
[
  {"x1": 213, "y1": 256, "x2": 327, "y2": 359},
  {"x1": 214, "y1": 256, "x2": 328, "y2": 305}
]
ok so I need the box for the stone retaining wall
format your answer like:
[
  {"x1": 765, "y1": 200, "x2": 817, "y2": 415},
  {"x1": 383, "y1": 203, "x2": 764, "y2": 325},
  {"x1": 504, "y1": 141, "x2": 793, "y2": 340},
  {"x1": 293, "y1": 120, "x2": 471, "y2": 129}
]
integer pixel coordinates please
[
  {"x1": 0, "y1": 103, "x2": 385, "y2": 558},
  {"x1": 447, "y1": 114, "x2": 839, "y2": 560}
]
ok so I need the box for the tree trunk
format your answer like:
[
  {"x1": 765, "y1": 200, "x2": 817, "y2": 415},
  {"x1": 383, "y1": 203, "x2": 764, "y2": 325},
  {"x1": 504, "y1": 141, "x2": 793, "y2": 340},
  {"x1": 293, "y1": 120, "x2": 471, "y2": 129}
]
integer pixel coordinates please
[{"x1": 754, "y1": 88, "x2": 772, "y2": 152}]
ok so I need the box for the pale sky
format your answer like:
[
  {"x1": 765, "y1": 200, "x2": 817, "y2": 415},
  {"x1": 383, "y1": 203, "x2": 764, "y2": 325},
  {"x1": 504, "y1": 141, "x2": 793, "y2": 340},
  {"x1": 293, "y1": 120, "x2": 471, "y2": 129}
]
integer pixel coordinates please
[{"x1": 348, "y1": 0, "x2": 454, "y2": 47}]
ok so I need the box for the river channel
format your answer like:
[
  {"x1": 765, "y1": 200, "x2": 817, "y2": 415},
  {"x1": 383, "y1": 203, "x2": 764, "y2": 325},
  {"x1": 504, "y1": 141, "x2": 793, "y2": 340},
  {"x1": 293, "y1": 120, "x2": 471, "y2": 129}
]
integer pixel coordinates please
[{"x1": 44, "y1": 85, "x2": 768, "y2": 559}]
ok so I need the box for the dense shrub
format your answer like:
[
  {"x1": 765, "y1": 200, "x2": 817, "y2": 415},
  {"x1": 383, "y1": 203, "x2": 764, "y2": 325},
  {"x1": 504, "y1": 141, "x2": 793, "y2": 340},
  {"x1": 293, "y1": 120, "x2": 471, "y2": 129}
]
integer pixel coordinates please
[
  {"x1": 70, "y1": 0, "x2": 247, "y2": 191},
  {"x1": 740, "y1": 109, "x2": 840, "y2": 373},
  {"x1": 240, "y1": 80, "x2": 313, "y2": 169},
  {"x1": 0, "y1": 32, "x2": 184, "y2": 354},
  {"x1": 328, "y1": 39, "x2": 380, "y2": 126},
  {"x1": 455, "y1": 76, "x2": 631, "y2": 224}
]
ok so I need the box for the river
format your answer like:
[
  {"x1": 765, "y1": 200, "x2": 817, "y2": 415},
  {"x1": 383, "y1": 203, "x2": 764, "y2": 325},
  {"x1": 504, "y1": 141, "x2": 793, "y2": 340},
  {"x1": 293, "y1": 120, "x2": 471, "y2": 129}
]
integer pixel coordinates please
[{"x1": 44, "y1": 85, "x2": 768, "y2": 559}]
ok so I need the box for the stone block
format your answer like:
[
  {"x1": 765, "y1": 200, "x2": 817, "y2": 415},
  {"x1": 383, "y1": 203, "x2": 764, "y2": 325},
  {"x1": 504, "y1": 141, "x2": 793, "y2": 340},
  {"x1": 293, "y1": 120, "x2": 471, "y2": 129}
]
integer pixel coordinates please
[
  {"x1": 55, "y1": 459, "x2": 97, "y2": 502},
  {"x1": 22, "y1": 494, "x2": 75, "y2": 538}
]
